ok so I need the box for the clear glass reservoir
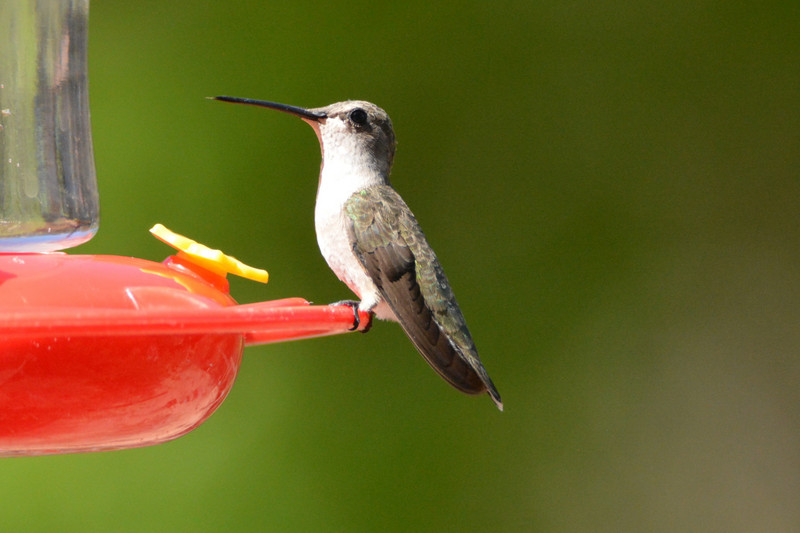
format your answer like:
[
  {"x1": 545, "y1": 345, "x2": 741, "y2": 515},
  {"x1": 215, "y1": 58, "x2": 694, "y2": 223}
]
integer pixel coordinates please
[{"x1": 0, "y1": 0, "x2": 99, "y2": 252}]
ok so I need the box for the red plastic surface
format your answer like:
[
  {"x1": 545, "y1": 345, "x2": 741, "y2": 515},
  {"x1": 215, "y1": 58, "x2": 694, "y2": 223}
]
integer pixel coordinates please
[{"x1": 0, "y1": 253, "x2": 370, "y2": 455}]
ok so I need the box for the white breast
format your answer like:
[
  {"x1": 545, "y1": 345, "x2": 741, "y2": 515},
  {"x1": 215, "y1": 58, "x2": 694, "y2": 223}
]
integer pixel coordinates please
[{"x1": 314, "y1": 200, "x2": 396, "y2": 321}]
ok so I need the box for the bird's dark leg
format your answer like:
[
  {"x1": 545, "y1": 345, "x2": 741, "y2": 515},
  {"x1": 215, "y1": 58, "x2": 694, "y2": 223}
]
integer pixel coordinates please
[
  {"x1": 331, "y1": 300, "x2": 370, "y2": 332},
  {"x1": 359, "y1": 311, "x2": 373, "y2": 333}
]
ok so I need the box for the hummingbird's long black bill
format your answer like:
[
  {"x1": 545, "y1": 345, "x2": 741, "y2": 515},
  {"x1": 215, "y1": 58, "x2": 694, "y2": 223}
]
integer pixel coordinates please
[{"x1": 212, "y1": 96, "x2": 326, "y2": 121}]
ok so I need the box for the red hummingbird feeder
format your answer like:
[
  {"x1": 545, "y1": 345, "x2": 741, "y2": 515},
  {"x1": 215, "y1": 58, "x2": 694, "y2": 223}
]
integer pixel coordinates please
[{"x1": 0, "y1": 0, "x2": 369, "y2": 456}]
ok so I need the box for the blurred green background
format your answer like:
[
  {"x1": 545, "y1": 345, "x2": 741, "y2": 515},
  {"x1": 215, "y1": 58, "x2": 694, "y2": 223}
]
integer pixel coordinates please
[{"x1": 3, "y1": 1, "x2": 799, "y2": 531}]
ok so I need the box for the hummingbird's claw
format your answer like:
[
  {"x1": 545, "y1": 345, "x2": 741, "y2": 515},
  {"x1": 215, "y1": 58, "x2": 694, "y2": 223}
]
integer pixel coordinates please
[
  {"x1": 331, "y1": 300, "x2": 362, "y2": 331},
  {"x1": 359, "y1": 311, "x2": 373, "y2": 334}
]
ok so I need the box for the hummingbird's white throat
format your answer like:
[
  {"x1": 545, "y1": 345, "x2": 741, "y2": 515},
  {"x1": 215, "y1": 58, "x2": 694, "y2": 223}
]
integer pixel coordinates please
[{"x1": 313, "y1": 112, "x2": 392, "y2": 216}]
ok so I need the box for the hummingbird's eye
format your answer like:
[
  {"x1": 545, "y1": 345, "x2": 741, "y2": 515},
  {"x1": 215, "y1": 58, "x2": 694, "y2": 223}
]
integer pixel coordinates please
[{"x1": 349, "y1": 108, "x2": 369, "y2": 127}]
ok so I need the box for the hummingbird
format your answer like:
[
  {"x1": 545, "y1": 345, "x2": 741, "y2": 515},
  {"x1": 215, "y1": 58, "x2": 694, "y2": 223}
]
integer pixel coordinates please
[{"x1": 214, "y1": 96, "x2": 502, "y2": 410}]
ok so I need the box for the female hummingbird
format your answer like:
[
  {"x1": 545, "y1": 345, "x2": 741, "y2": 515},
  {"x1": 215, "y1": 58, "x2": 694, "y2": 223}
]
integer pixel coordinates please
[{"x1": 214, "y1": 96, "x2": 502, "y2": 410}]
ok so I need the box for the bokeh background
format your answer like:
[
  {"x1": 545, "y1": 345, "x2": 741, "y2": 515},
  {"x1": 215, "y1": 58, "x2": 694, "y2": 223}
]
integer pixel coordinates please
[{"x1": 3, "y1": 1, "x2": 799, "y2": 531}]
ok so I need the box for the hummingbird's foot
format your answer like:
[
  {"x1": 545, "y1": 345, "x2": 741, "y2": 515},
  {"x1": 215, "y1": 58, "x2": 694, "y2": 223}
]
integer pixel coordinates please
[{"x1": 331, "y1": 300, "x2": 363, "y2": 331}]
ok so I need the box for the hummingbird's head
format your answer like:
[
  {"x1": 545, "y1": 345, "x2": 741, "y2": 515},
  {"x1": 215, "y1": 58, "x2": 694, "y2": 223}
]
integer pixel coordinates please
[
  {"x1": 308, "y1": 100, "x2": 396, "y2": 177},
  {"x1": 213, "y1": 96, "x2": 397, "y2": 182}
]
